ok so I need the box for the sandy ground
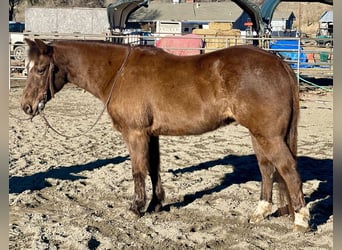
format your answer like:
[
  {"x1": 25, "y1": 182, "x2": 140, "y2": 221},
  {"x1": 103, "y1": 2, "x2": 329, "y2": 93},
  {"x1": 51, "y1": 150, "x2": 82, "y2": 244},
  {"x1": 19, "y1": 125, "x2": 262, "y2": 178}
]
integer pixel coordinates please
[{"x1": 9, "y1": 84, "x2": 333, "y2": 249}]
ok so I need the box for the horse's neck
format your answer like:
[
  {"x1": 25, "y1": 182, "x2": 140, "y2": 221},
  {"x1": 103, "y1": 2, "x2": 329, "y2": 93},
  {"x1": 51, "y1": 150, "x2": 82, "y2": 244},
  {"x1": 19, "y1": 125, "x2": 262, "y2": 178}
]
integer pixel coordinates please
[{"x1": 55, "y1": 43, "x2": 128, "y2": 101}]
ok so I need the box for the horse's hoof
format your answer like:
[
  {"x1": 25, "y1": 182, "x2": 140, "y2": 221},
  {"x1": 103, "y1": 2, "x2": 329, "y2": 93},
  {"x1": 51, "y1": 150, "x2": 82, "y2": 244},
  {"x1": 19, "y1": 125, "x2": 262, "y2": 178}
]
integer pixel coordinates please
[
  {"x1": 129, "y1": 206, "x2": 144, "y2": 217},
  {"x1": 249, "y1": 214, "x2": 264, "y2": 224},
  {"x1": 277, "y1": 205, "x2": 290, "y2": 216},
  {"x1": 293, "y1": 224, "x2": 309, "y2": 232},
  {"x1": 293, "y1": 207, "x2": 310, "y2": 232},
  {"x1": 154, "y1": 203, "x2": 163, "y2": 213},
  {"x1": 250, "y1": 200, "x2": 273, "y2": 224},
  {"x1": 146, "y1": 200, "x2": 163, "y2": 214}
]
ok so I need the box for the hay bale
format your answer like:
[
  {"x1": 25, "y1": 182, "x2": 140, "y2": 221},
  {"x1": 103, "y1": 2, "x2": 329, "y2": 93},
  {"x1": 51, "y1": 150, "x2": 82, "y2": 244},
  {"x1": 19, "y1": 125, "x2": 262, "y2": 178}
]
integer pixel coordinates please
[
  {"x1": 192, "y1": 29, "x2": 240, "y2": 38},
  {"x1": 192, "y1": 29, "x2": 218, "y2": 36},
  {"x1": 216, "y1": 29, "x2": 241, "y2": 36},
  {"x1": 208, "y1": 22, "x2": 233, "y2": 31},
  {"x1": 192, "y1": 25, "x2": 243, "y2": 53}
]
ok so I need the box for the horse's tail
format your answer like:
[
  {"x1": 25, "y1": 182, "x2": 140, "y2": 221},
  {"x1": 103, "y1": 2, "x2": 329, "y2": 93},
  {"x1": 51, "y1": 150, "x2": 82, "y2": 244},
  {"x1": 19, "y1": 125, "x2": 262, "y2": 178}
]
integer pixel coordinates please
[
  {"x1": 286, "y1": 64, "x2": 299, "y2": 160},
  {"x1": 277, "y1": 62, "x2": 300, "y2": 218}
]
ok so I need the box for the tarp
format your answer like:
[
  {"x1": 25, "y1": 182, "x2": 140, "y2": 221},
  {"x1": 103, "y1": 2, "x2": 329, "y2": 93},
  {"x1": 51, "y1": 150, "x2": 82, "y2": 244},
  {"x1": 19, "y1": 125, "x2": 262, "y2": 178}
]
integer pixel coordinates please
[
  {"x1": 156, "y1": 34, "x2": 203, "y2": 56},
  {"x1": 270, "y1": 40, "x2": 307, "y2": 68}
]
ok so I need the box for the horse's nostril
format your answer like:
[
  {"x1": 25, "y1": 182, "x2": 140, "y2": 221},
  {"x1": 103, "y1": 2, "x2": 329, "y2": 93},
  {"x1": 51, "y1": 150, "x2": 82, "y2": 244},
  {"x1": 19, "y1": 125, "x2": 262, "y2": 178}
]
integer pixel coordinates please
[{"x1": 23, "y1": 104, "x2": 33, "y2": 115}]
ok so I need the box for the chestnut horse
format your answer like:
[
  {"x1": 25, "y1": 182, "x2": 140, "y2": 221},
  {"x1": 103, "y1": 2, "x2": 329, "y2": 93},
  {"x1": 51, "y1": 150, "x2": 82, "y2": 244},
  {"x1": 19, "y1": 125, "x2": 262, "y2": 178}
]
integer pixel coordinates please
[{"x1": 21, "y1": 39, "x2": 309, "y2": 231}]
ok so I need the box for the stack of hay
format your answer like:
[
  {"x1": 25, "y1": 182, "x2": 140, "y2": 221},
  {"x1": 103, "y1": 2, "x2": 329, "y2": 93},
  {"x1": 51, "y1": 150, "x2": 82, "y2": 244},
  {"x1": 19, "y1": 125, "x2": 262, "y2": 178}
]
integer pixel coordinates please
[{"x1": 192, "y1": 22, "x2": 242, "y2": 53}]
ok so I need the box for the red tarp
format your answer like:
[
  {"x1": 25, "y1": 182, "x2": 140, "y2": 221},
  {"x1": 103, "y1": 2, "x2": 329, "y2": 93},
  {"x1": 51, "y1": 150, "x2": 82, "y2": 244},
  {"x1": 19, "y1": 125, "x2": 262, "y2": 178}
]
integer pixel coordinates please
[{"x1": 155, "y1": 34, "x2": 203, "y2": 56}]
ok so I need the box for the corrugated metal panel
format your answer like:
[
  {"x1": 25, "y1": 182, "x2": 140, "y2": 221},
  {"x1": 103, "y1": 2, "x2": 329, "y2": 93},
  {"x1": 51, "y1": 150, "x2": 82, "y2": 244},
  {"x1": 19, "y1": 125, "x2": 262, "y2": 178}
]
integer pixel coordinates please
[
  {"x1": 129, "y1": 2, "x2": 243, "y2": 22},
  {"x1": 25, "y1": 7, "x2": 109, "y2": 34},
  {"x1": 25, "y1": 8, "x2": 58, "y2": 33}
]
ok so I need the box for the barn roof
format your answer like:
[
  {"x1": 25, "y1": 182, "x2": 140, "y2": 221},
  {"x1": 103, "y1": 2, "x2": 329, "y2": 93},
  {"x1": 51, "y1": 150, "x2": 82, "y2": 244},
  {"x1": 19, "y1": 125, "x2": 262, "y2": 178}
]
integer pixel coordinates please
[{"x1": 128, "y1": 2, "x2": 243, "y2": 22}]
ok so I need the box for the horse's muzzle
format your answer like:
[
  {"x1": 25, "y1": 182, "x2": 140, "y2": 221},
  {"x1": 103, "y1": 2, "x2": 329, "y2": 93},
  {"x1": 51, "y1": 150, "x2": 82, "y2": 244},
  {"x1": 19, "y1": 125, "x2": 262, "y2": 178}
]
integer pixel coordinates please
[{"x1": 22, "y1": 101, "x2": 45, "y2": 117}]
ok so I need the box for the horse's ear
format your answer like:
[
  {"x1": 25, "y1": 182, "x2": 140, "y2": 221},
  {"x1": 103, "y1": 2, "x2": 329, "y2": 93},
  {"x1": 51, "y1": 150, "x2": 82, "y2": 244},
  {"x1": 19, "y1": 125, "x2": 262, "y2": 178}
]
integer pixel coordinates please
[
  {"x1": 34, "y1": 39, "x2": 50, "y2": 55},
  {"x1": 24, "y1": 38, "x2": 36, "y2": 49}
]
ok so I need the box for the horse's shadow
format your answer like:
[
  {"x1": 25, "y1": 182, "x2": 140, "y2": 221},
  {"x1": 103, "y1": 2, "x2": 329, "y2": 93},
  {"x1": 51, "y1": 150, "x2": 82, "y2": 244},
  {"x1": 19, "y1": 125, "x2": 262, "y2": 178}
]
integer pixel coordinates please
[
  {"x1": 165, "y1": 154, "x2": 333, "y2": 229},
  {"x1": 9, "y1": 155, "x2": 129, "y2": 194},
  {"x1": 9, "y1": 154, "x2": 332, "y2": 228}
]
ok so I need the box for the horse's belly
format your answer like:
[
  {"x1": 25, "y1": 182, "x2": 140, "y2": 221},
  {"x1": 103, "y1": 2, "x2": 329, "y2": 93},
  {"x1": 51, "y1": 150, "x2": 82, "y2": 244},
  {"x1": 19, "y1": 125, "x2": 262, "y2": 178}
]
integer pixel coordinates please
[{"x1": 150, "y1": 110, "x2": 234, "y2": 136}]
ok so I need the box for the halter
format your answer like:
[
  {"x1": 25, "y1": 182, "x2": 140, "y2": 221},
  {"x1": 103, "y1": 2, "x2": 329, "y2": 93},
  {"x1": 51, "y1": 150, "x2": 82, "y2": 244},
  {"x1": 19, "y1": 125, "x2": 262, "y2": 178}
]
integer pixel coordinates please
[
  {"x1": 10, "y1": 58, "x2": 56, "y2": 121},
  {"x1": 40, "y1": 45, "x2": 132, "y2": 139},
  {"x1": 36, "y1": 59, "x2": 55, "y2": 113}
]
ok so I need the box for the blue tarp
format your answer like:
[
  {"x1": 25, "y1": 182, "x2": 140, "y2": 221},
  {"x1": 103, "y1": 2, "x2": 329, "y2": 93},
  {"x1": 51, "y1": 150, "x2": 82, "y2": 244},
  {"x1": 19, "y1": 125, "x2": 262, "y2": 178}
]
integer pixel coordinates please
[{"x1": 270, "y1": 40, "x2": 307, "y2": 68}]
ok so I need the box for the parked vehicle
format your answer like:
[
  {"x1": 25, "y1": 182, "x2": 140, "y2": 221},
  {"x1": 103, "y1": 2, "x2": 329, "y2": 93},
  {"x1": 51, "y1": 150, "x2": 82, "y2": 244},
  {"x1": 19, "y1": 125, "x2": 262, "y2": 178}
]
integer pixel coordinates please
[
  {"x1": 315, "y1": 35, "x2": 333, "y2": 48},
  {"x1": 119, "y1": 30, "x2": 155, "y2": 45},
  {"x1": 9, "y1": 21, "x2": 26, "y2": 61},
  {"x1": 130, "y1": 31, "x2": 155, "y2": 45},
  {"x1": 9, "y1": 21, "x2": 25, "y2": 32}
]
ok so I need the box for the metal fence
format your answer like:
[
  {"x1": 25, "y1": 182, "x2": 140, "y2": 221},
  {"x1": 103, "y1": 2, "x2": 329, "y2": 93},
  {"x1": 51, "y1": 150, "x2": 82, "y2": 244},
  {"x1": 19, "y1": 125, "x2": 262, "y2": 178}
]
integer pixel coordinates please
[{"x1": 9, "y1": 32, "x2": 333, "y2": 87}]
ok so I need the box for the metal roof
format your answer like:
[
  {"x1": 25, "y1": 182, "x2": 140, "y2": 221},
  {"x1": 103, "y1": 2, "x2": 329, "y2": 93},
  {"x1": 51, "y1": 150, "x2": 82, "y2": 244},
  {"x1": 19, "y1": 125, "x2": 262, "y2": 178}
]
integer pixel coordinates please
[
  {"x1": 320, "y1": 10, "x2": 333, "y2": 23},
  {"x1": 128, "y1": 2, "x2": 243, "y2": 22}
]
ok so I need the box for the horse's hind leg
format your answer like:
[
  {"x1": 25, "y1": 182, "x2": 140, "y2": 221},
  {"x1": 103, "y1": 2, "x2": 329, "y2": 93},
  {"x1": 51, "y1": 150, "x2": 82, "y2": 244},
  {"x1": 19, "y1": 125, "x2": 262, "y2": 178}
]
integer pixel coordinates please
[
  {"x1": 250, "y1": 135, "x2": 275, "y2": 223},
  {"x1": 253, "y1": 135, "x2": 309, "y2": 231},
  {"x1": 147, "y1": 136, "x2": 165, "y2": 213},
  {"x1": 123, "y1": 130, "x2": 149, "y2": 217}
]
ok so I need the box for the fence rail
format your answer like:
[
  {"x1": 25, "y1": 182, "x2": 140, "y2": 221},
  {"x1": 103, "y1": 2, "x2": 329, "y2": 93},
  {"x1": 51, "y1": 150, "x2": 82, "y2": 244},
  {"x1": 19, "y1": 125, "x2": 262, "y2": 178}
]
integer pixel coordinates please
[{"x1": 10, "y1": 33, "x2": 333, "y2": 87}]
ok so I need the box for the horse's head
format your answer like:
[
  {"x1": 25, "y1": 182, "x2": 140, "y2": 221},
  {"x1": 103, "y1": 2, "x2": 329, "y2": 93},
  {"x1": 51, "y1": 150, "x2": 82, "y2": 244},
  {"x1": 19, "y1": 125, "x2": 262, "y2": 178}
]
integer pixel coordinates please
[{"x1": 21, "y1": 39, "x2": 66, "y2": 117}]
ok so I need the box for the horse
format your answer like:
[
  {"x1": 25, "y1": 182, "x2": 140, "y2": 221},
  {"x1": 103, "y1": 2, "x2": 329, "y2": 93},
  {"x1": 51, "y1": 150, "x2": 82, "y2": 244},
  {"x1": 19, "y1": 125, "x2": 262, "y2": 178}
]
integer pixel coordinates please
[{"x1": 21, "y1": 38, "x2": 309, "y2": 232}]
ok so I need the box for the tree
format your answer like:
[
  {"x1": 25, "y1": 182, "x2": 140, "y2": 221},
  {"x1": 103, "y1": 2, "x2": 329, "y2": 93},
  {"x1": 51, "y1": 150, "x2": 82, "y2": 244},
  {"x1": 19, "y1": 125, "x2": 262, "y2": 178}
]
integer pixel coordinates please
[
  {"x1": 9, "y1": 0, "x2": 44, "y2": 21},
  {"x1": 9, "y1": 0, "x2": 23, "y2": 21}
]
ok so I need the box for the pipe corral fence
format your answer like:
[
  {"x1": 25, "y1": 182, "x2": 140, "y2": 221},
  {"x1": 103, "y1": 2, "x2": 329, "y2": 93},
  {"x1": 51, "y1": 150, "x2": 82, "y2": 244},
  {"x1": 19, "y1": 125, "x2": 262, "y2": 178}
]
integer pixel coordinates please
[{"x1": 9, "y1": 32, "x2": 333, "y2": 89}]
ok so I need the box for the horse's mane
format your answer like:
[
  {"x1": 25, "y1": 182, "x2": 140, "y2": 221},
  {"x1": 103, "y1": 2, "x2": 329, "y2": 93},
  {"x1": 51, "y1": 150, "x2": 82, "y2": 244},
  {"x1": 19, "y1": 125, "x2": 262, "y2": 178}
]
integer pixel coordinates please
[{"x1": 51, "y1": 39, "x2": 157, "y2": 50}]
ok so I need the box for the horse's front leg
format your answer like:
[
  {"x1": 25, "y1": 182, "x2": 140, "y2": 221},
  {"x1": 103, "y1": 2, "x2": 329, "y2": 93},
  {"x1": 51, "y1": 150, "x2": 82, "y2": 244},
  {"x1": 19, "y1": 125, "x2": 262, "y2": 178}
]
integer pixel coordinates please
[
  {"x1": 123, "y1": 130, "x2": 150, "y2": 217},
  {"x1": 147, "y1": 136, "x2": 165, "y2": 213}
]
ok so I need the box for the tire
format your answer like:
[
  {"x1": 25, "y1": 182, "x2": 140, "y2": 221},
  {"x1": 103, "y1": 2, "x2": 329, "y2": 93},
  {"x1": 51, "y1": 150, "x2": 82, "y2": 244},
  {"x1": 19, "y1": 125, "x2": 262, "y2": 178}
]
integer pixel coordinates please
[
  {"x1": 13, "y1": 46, "x2": 25, "y2": 61},
  {"x1": 325, "y1": 42, "x2": 332, "y2": 48}
]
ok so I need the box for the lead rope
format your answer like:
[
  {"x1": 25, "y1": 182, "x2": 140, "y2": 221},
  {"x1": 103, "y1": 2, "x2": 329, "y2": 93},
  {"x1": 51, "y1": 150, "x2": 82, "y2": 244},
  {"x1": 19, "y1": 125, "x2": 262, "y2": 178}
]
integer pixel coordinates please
[
  {"x1": 9, "y1": 111, "x2": 32, "y2": 121},
  {"x1": 40, "y1": 45, "x2": 132, "y2": 139}
]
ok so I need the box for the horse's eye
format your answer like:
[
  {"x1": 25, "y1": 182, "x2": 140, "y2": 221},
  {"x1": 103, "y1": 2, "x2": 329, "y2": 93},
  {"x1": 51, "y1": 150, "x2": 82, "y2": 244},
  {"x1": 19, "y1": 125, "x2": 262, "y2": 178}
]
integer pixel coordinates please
[{"x1": 37, "y1": 68, "x2": 46, "y2": 75}]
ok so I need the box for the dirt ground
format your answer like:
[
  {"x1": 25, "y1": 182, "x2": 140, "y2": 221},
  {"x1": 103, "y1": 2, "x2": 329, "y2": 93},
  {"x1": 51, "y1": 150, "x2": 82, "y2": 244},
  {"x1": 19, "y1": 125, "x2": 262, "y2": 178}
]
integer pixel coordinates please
[{"x1": 9, "y1": 84, "x2": 333, "y2": 249}]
